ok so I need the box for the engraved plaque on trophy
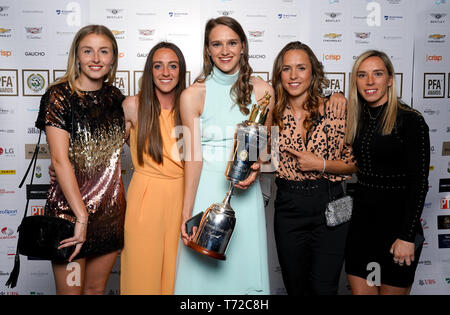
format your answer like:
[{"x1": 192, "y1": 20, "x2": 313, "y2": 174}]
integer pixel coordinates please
[{"x1": 187, "y1": 92, "x2": 271, "y2": 260}]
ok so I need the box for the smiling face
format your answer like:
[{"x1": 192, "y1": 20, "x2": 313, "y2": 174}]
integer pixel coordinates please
[
  {"x1": 207, "y1": 24, "x2": 243, "y2": 75},
  {"x1": 280, "y1": 49, "x2": 312, "y2": 103},
  {"x1": 76, "y1": 33, "x2": 114, "y2": 90},
  {"x1": 356, "y1": 56, "x2": 393, "y2": 107},
  {"x1": 152, "y1": 47, "x2": 180, "y2": 95}
]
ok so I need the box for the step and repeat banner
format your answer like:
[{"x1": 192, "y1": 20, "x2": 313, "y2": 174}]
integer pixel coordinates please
[{"x1": 0, "y1": 0, "x2": 448, "y2": 295}]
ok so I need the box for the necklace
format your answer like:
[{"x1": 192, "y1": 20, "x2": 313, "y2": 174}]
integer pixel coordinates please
[
  {"x1": 289, "y1": 104, "x2": 303, "y2": 122},
  {"x1": 367, "y1": 104, "x2": 383, "y2": 120}
]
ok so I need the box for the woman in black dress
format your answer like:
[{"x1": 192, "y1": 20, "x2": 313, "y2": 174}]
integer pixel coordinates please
[
  {"x1": 344, "y1": 50, "x2": 430, "y2": 294},
  {"x1": 35, "y1": 25, "x2": 126, "y2": 294}
]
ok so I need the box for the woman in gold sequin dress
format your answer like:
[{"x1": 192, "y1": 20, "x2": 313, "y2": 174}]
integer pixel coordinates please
[{"x1": 35, "y1": 25, "x2": 126, "y2": 295}]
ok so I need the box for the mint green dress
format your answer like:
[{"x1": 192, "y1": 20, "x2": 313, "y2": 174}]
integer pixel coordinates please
[{"x1": 174, "y1": 67, "x2": 270, "y2": 294}]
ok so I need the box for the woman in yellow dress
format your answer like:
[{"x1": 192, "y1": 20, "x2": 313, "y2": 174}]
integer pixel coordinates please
[{"x1": 120, "y1": 42, "x2": 186, "y2": 294}]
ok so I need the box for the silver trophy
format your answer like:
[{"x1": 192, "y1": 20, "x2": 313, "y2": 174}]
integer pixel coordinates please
[{"x1": 187, "y1": 92, "x2": 271, "y2": 260}]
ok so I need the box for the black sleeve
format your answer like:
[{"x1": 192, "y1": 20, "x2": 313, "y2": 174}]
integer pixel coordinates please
[
  {"x1": 35, "y1": 84, "x2": 71, "y2": 133},
  {"x1": 398, "y1": 112, "x2": 430, "y2": 242}
]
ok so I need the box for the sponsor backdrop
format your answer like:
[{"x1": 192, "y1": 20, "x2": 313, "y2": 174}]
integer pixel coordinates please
[{"x1": 0, "y1": 0, "x2": 448, "y2": 295}]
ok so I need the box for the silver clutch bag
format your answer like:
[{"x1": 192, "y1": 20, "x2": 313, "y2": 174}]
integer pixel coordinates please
[{"x1": 325, "y1": 195, "x2": 353, "y2": 227}]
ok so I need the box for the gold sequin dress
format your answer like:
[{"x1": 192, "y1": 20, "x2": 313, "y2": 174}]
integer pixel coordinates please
[{"x1": 35, "y1": 82, "x2": 126, "y2": 258}]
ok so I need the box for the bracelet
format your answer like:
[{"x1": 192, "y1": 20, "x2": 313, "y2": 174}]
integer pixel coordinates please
[
  {"x1": 321, "y1": 158, "x2": 326, "y2": 174},
  {"x1": 76, "y1": 219, "x2": 87, "y2": 225}
]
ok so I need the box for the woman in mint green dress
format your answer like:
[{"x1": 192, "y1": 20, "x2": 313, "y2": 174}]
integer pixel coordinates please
[{"x1": 174, "y1": 16, "x2": 274, "y2": 294}]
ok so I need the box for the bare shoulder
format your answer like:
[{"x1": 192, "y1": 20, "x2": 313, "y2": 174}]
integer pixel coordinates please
[
  {"x1": 180, "y1": 82, "x2": 206, "y2": 116},
  {"x1": 122, "y1": 95, "x2": 139, "y2": 110},
  {"x1": 251, "y1": 76, "x2": 274, "y2": 99},
  {"x1": 122, "y1": 95, "x2": 138, "y2": 126}
]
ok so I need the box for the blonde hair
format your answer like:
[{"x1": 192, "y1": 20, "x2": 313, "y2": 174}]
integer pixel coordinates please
[
  {"x1": 346, "y1": 50, "x2": 398, "y2": 144},
  {"x1": 49, "y1": 24, "x2": 118, "y2": 95}
]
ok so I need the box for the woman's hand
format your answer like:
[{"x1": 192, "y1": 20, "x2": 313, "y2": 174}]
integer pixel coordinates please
[
  {"x1": 390, "y1": 239, "x2": 415, "y2": 267},
  {"x1": 234, "y1": 162, "x2": 261, "y2": 190},
  {"x1": 285, "y1": 147, "x2": 322, "y2": 172},
  {"x1": 58, "y1": 218, "x2": 88, "y2": 262},
  {"x1": 328, "y1": 92, "x2": 347, "y2": 119},
  {"x1": 180, "y1": 214, "x2": 198, "y2": 246}
]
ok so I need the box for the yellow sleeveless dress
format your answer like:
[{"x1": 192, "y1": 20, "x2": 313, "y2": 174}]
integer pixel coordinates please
[{"x1": 120, "y1": 109, "x2": 184, "y2": 294}]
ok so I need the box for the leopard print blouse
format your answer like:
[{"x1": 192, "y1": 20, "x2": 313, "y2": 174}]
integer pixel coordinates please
[{"x1": 276, "y1": 101, "x2": 355, "y2": 182}]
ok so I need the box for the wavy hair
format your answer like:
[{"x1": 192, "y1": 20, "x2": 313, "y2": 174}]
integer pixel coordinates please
[
  {"x1": 271, "y1": 41, "x2": 328, "y2": 130},
  {"x1": 346, "y1": 50, "x2": 398, "y2": 144},
  {"x1": 136, "y1": 42, "x2": 186, "y2": 165},
  {"x1": 49, "y1": 24, "x2": 118, "y2": 95},
  {"x1": 196, "y1": 16, "x2": 253, "y2": 115}
]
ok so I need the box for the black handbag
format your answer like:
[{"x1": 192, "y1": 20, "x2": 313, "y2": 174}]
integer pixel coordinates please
[{"x1": 5, "y1": 130, "x2": 75, "y2": 288}]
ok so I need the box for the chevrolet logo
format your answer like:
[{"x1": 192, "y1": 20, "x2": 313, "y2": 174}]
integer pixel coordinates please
[
  {"x1": 324, "y1": 33, "x2": 342, "y2": 39},
  {"x1": 429, "y1": 34, "x2": 445, "y2": 39}
]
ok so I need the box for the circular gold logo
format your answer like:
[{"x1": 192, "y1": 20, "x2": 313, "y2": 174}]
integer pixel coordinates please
[
  {"x1": 239, "y1": 149, "x2": 248, "y2": 161},
  {"x1": 27, "y1": 73, "x2": 45, "y2": 92}
]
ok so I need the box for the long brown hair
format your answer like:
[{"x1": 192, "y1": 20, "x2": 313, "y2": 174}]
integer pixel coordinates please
[
  {"x1": 346, "y1": 50, "x2": 398, "y2": 144},
  {"x1": 136, "y1": 42, "x2": 186, "y2": 165},
  {"x1": 49, "y1": 24, "x2": 118, "y2": 95},
  {"x1": 271, "y1": 41, "x2": 328, "y2": 130},
  {"x1": 196, "y1": 16, "x2": 253, "y2": 115}
]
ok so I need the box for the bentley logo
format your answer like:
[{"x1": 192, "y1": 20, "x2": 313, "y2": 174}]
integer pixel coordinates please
[
  {"x1": 106, "y1": 9, "x2": 123, "y2": 15},
  {"x1": 430, "y1": 13, "x2": 447, "y2": 19},
  {"x1": 325, "y1": 12, "x2": 342, "y2": 18}
]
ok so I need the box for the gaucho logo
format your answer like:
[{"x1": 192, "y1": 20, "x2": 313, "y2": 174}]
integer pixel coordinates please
[
  {"x1": 249, "y1": 54, "x2": 266, "y2": 59},
  {"x1": 25, "y1": 51, "x2": 45, "y2": 57}
]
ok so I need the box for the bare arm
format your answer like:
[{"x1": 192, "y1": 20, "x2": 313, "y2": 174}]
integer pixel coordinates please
[
  {"x1": 179, "y1": 84, "x2": 205, "y2": 245},
  {"x1": 46, "y1": 126, "x2": 88, "y2": 262},
  {"x1": 284, "y1": 147, "x2": 356, "y2": 175},
  {"x1": 122, "y1": 96, "x2": 138, "y2": 146}
]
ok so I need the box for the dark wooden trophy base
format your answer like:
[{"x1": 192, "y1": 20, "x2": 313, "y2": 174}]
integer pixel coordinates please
[{"x1": 187, "y1": 241, "x2": 226, "y2": 261}]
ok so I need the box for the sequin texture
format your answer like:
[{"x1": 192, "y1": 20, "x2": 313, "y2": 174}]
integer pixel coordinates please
[{"x1": 35, "y1": 82, "x2": 126, "y2": 258}]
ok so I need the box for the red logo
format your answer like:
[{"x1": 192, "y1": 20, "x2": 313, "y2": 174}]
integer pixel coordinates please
[
  {"x1": 442, "y1": 197, "x2": 450, "y2": 209},
  {"x1": 31, "y1": 206, "x2": 44, "y2": 216}
]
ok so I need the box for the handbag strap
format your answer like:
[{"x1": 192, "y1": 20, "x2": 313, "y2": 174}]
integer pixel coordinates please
[
  {"x1": 5, "y1": 129, "x2": 42, "y2": 288},
  {"x1": 19, "y1": 130, "x2": 42, "y2": 219}
]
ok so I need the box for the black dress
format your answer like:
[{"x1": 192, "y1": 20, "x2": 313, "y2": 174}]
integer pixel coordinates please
[
  {"x1": 35, "y1": 82, "x2": 126, "y2": 258},
  {"x1": 345, "y1": 102, "x2": 430, "y2": 288}
]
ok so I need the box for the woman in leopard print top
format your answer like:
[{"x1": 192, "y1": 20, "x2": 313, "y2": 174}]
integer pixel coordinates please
[{"x1": 271, "y1": 41, "x2": 356, "y2": 295}]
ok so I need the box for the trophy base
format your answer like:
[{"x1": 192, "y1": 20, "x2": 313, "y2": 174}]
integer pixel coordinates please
[{"x1": 187, "y1": 241, "x2": 226, "y2": 261}]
